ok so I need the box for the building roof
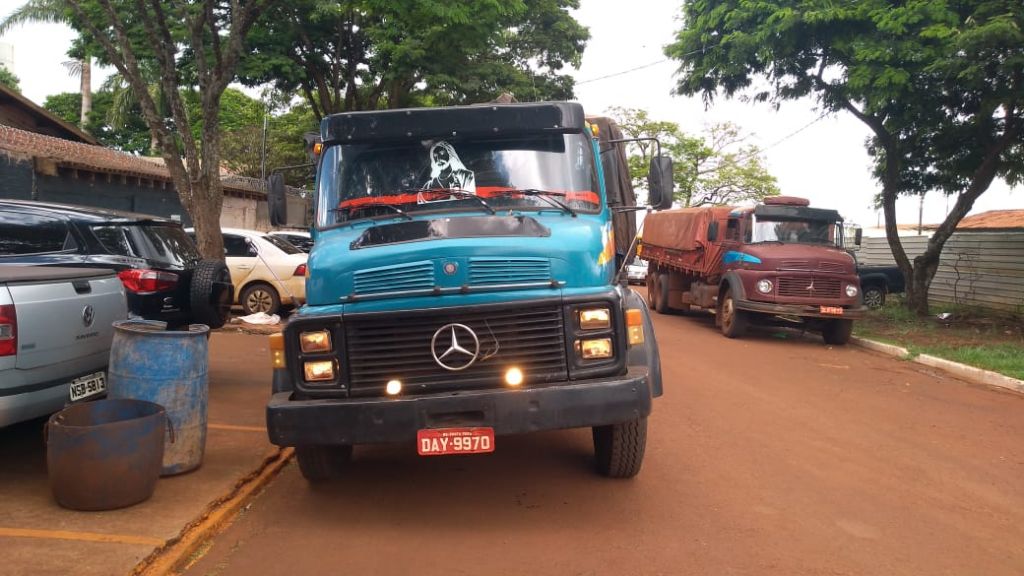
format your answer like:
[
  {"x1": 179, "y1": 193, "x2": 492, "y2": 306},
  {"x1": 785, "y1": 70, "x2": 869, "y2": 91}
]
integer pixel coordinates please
[
  {"x1": 954, "y1": 209, "x2": 1024, "y2": 231},
  {"x1": 0, "y1": 83, "x2": 97, "y2": 144},
  {"x1": 0, "y1": 124, "x2": 264, "y2": 197}
]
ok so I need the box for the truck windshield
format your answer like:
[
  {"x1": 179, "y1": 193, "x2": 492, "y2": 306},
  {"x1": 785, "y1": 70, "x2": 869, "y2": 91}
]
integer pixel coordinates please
[
  {"x1": 751, "y1": 217, "x2": 841, "y2": 246},
  {"x1": 316, "y1": 132, "x2": 600, "y2": 227}
]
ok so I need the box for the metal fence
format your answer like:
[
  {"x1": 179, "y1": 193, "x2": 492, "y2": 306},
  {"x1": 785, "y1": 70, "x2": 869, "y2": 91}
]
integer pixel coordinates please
[{"x1": 854, "y1": 233, "x2": 1024, "y2": 313}]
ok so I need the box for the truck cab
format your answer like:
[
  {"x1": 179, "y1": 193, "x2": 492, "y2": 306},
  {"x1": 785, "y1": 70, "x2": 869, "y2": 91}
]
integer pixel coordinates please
[{"x1": 265, "y1": 102, "x2": 670, "y2": 482}]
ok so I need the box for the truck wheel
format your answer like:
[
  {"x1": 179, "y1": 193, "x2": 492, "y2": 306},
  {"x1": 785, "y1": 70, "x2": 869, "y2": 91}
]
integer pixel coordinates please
[
  {"x1": 646, "y1": 273, "x2": 658, "y2": 310},
  {"x1": 295, "y1": 444, "x2": 353, "y2": 483},
  {"x1": 593, "y1": 417, "x2": 647, "y2": 478},
  {"x1": 658, "y1": 272, "x2": 672, "y2": 313},
  {"x1": 241, "y1": 283, "x2": 281, "y2": 315},
  {"x1": 822, "y1": 319, "x2": 854, "y2": 345},
  {"x1": 189, "y1": 259, "x2": 232, "y2": 328},
  {"x1": 720, "y1": 289, "x2": 748, "y2": 338},
  {"x1": 863, "y1": 285, "x2": 886, "y2": 309}
]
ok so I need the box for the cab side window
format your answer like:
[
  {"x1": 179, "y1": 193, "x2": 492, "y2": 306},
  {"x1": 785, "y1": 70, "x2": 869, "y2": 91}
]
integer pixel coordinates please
[
  {"x1": 726, "y1": 218, "x2": 740, "y2": 242},
  {"x1": 0, "y1": 211, "x2": 76, "y2": 255}
]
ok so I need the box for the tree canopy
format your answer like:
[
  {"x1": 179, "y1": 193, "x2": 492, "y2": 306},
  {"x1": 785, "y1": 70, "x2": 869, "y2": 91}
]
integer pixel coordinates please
[
  {"x1": 237, "y1": 0, "x2": 589, "y2": 118},
  {"x1": 666, "y1": 1, "x2": 1023, "y2": 314},
  {"x1": 609, "y1": 107, "x2": 779, "y2": 207},
  {"x1": 0, "y1": 64, "x2": 20, "y2": 91}
]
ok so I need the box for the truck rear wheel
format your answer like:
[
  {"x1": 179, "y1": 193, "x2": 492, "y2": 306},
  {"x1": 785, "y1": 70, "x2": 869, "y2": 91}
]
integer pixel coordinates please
[
  {"x1": 822, "y1": 319, "x2": 854, "y2": 345},
  {"x1": 295, "y1": 444, "x2": 353, "y2": 483},
  {"x1": 653, "y1": 273, "x2": 671, "y2": 314},
  {"x1": 720, "y1": 290, "x2": 748, "y2": 338},
  {"x1": 646, "y1": 273, "x2": 658, "y2": 310},
  {"x1": 593, "y1": 417, "x2": 647, "y2": 478}
]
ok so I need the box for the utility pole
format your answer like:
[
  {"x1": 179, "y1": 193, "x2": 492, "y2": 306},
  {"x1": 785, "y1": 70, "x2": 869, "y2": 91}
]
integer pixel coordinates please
[
  {"x1": 917, "y1": 191, "x2": 925, "y2": 235},
  {"x1": 260, "y1": 113, "x2": 269, "y2": 180}
]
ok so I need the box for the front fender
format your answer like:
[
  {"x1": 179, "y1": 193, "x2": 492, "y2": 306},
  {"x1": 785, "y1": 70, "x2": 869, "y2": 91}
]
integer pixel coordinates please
[{"x1": 623, "y1": 287, "x2": 663, "y2": 398}]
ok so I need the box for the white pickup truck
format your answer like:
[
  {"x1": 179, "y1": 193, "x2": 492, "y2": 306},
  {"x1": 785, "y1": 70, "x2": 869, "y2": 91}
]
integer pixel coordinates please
[{"x1": 0, "y1": 266, "x2": 127, "y2": 427}]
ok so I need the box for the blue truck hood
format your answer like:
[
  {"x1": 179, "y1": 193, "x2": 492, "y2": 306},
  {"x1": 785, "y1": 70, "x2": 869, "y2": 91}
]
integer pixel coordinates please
[{"x1": 306, "y1": 212, "x2": 615, "y2": 307}]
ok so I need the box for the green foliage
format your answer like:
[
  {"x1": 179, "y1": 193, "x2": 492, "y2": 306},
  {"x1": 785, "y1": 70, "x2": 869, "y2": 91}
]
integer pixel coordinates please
[
  {"x1": 237, "y1": 0, "x2": 589, "y2": 117},
  {"x1": 609, "y1": 107, "x2": 779, "y2": 206},
  {"x1": 0, "y1": 65, "x2": 20, "y2": 91},
  {"x1": 666, "y1": 1, "x2": 1024, "y2": 314},
  {"x1": 44, "y1": 90, "x2": 152, "y2": 154},
  {"x1": 219, "y1": 103, "x2": 319, "y2": 188}
]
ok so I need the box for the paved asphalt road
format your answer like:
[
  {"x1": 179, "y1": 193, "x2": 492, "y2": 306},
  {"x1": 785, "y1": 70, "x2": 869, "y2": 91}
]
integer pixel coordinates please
[{"x1": 185, "y1": 300, "x2": 1024, "y2": 576}]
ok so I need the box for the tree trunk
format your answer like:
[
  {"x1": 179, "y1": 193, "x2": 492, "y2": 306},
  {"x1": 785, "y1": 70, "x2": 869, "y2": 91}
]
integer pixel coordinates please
[
  {"x1": 908, "y1": 251, "x2": 940, "y2": 315},
  {"x1": 79, "y1": 58, "x2": 92, "y2": 129}
]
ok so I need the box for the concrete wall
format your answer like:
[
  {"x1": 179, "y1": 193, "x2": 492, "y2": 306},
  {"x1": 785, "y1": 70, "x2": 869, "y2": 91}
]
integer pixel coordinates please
[{"x1": 853, "y1": 233, "x2": 1024, "y2": 312}]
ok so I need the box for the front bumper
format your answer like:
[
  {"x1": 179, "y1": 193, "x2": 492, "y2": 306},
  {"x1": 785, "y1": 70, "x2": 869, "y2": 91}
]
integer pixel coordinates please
[
  {"x1": 267, "y1": 367, "x2": 652, "y2": 446},
  {"x1": 736, "y1": 298, "x2": 867, "y2": 320}
]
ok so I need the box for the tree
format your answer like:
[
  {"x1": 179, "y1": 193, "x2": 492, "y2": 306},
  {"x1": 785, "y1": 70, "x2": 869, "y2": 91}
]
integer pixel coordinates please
[
  {"x1": 0, "y1": 64, "x2": 19, "y2": 91},
  {"x1": 44, "y1": 90, "x2": 152, "y2": 153},
  {"x1": 237, "y1": 0, "x2": 589, "y2": 119},
  {"x1": 51, "y1": 0, "x2": 272, "y2": 259},
  {"x1": 609, "y1": 107, "x2": 779, "y2": 207},
  {"x1": 666, "y1": 1, "x2": 1024, "y2": 315}
]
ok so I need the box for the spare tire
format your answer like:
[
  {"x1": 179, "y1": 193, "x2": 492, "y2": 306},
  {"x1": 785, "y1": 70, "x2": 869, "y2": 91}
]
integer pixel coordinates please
[{"x1": 190, "y1": 259, "x2": 233, "y2": 329}]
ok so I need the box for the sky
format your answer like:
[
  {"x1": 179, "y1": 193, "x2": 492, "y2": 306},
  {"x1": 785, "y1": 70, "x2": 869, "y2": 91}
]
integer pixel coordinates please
[{"x1": 1, "y1": 0, "x2": 1020, "y2": 232}]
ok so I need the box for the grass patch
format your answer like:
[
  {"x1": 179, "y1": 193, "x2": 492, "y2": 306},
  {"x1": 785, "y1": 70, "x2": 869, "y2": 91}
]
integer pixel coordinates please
[{"x1": 855, "y1": 299, "x2": 1024, "y2": 380}]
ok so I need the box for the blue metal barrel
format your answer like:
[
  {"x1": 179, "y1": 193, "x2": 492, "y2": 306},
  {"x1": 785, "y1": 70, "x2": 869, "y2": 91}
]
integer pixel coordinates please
[
  {"x1": 47, "y1": 398, "x2": 167, "y2": 510},
  {"x1": 108, "y1": 320, "x2": 209, "y2": 475}
]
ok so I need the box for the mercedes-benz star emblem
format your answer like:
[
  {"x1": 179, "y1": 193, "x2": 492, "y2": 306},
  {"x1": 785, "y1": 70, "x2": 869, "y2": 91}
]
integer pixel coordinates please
[
  {"x1": 431, "y1": 323, "x2": 480, "y2": 371},
  {"x1": 82, "y1": 305, "x2": 95, "y2": 327}
]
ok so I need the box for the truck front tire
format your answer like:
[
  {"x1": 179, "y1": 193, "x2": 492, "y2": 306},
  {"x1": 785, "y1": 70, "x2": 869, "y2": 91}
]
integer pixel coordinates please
[
  {"x1": 593, "y1": 417, "x2": 647, "y2": 478},
  {"x1": 720, "y1": 289, "x2": 748, "y2": 338},
  {"x1": 822, "y1": 319, "x2": 854, "y2": 345},
  {"x1": 295, "y1": 444, "x2": 353, "y2": 482}
]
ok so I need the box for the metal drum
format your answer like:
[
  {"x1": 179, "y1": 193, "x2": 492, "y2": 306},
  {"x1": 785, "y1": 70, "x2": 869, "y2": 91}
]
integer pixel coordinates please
[
  {"x1": 47, "y1": 398, "x2": 167, "y2": 511},
  {"x1": 108, "y1": 320, "x2": 209, "y2": 475}
]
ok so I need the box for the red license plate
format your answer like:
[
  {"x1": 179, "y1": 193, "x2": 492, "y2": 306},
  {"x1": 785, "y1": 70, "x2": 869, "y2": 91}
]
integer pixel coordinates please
[
  {"x1": 417, "y1": 427, "x2": 495, "y2": 456},
  {"x1": 820, "y1": 306, "x2": 844, "y2": 315}
]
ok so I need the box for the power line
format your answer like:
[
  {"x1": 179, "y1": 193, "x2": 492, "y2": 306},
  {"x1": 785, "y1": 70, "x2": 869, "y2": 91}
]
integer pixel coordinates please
[{"x1": 576, "y1": 58, "x2": 672, "y2": 85}]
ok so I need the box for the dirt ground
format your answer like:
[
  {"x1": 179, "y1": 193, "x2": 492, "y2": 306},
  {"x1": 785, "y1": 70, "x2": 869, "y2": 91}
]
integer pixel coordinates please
[{"x1": 182, "y1": 298, "x2": 1024, "y2": 576}]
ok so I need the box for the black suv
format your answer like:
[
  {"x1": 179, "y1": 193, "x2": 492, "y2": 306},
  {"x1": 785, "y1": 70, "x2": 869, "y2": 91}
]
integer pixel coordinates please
[{"x1": 0, "y1": 200, "x2": 233, "y2": 329}]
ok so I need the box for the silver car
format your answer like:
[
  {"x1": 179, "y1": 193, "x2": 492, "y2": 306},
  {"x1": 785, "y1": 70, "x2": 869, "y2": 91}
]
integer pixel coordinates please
[{"x1": 0, "y1": 267, "x2": 127, "y2": 427}]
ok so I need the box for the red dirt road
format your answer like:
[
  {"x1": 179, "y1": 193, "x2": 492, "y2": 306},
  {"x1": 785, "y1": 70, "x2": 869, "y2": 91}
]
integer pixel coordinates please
[{"x1": 184, "y1": 304, "x2": 1024, "y2": 576}]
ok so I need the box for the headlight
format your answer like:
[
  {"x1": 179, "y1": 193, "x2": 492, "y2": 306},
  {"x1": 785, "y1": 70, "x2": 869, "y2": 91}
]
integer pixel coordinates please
[
  {"x1": 303, "y1": 360, "x2": 335, "y2": 382},
  {"x1": 578, "y1": 338, "x2": 613, "y2": 359},
  {"x1": 756, "y1": 279, "x2": 774, "y2": 294},
  {"x1": 845, "y1": 285, "x2": 859, "y2": 298},
  {"x1": 299, "y1": 330, "x2": 332, "y2": 353},
  {"x1": 578, "y1": 308, "x2": 611, "y2": 330}
]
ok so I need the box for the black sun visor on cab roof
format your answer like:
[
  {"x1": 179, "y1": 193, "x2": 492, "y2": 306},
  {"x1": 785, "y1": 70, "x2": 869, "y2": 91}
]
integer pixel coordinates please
[
  {"x1": 322, "y1": 102, "x2": 586, "y2": 145},
  {"x1": 754, "y1": 204, "x2": 842, "y2": 222}
]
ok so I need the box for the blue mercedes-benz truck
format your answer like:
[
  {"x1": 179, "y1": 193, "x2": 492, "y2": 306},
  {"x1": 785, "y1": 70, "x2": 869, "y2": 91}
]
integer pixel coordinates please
[{"x1": 265, "y1": 102, "x2": 672, "y2": 482}]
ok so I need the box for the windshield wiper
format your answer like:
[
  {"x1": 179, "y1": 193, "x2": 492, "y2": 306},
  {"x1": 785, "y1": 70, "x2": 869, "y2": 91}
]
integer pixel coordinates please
[
  {"x1": 332, "y1": 203, "x2": 413, "y2": 221},
  {"x1": 400, "y1": 188, "x2": 496, "y2": 215},
  {"x1": 490, "y1": 188, "x2": 577, "y2": 217}
]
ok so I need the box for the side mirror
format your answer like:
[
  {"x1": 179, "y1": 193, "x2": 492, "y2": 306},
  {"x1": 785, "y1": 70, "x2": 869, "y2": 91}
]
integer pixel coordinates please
[
  {"x1": 707, "y1": 221, "x2": 719, "y2": 242},
  {"x1": 647, "y1": 156, "x2": 674, "y2": 210},
  {"x1": 267, "y1": 173, "x2": 288, "y2": 227},
  {"x1": 854, "y1": 228, "x2": 863, "y2": 246}
]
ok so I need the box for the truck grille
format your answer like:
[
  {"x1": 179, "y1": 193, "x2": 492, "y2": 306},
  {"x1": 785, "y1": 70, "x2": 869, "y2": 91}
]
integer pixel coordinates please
[
  {"x1": 353, "y1": 261, "x2": 435, "y2": 295},
  {"x1": 345, "y1": 305, "x2": 568, "y2": 396},
  {"x1": 777, "y1": 276, "x2": 842, "y2": 298},
  {"x1": 469, "y1": 257, "x2": 551, "y2": 285}
]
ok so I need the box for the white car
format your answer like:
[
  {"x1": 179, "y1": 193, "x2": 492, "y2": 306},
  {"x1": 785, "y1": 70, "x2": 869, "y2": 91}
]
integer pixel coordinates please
[
  {"x1": 187, "y1": 228, "x2": 307, "y2": 315},
  {"x1": 267, "y1": 230, "x2": 313, "y2": 253},
  {"x1": 625, "y1": 259, "x2": 648, "y2": 285}
]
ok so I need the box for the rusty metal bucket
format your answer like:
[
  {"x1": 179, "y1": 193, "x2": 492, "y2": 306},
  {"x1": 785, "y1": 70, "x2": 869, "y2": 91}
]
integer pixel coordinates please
[{"x1": 46, "y1": 398, "x2": 169, "y2": 511}]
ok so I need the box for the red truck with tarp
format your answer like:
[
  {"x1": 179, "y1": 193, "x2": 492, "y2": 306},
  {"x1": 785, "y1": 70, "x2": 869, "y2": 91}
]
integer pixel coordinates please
[{"x1": 638, "y1": 196, "x2": 865, "y2": 344}]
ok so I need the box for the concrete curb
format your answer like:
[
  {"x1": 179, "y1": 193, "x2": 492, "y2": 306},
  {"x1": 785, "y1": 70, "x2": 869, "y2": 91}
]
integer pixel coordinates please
[
  {"x1": 131, "y1": 447, "x2": 295, "y2": 576},
  {"x1": 850, "y1": 337, "x2": 1024, "y2": 395}
]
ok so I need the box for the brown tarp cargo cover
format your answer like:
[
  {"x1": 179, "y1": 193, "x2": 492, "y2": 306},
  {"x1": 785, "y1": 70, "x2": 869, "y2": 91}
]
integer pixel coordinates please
[
  {"x1": 642, "y1": 206, "x2": 734, "y2": 276},
  {"x1": 587, "y1": 116, "x2": 636, "y2": 262}
]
